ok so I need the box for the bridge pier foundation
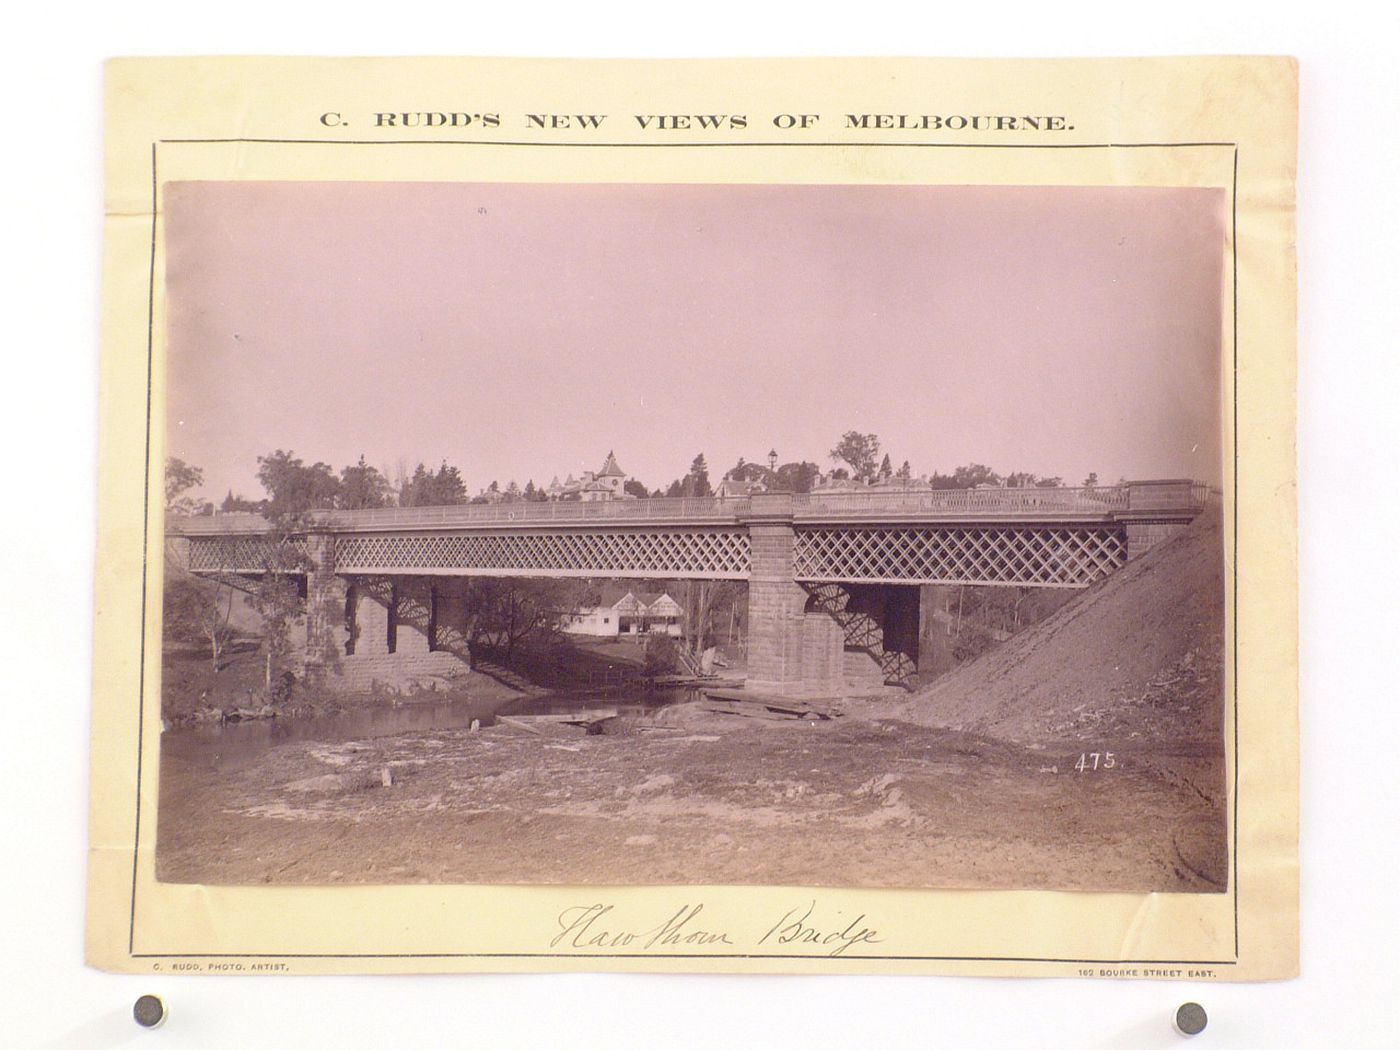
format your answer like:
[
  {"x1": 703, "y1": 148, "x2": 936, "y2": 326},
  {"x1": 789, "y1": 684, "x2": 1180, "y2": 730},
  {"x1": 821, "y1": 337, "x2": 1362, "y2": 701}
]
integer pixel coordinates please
[
  {"x1": 303, "y1": 533, "x2": 345, "y2": 684},
  {"x1": 744, "y1": 504, "x2": 922, "y2": 695},
  {"x1": 303, "y1": 545, "x2": 472, "y2": 692},
  {"x1": 745, "y1": 520, "x2": 810, "y2": 694}
]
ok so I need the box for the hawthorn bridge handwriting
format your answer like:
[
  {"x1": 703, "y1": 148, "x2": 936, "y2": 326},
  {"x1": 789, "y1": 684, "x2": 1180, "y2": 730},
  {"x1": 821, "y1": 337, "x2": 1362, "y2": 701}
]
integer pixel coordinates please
[
  {"x1": 547, "y1": 900, "x2": 882, "y2": 957},
  {"x1": 168, "y1": 480, "x2": 1210, "y2": 694}
]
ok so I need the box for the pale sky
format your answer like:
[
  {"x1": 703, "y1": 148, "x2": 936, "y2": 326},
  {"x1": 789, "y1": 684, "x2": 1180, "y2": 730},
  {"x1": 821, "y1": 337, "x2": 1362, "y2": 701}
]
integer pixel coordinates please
[{"x1": 164, "y1": 181, "x2": 1226, "y2": 500}]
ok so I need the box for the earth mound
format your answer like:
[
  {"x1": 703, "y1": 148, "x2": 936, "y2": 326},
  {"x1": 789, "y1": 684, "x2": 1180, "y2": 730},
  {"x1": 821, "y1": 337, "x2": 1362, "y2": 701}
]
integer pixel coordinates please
[{"x1": 890, "y1": 505, "x2": 1226, "y2": 750}]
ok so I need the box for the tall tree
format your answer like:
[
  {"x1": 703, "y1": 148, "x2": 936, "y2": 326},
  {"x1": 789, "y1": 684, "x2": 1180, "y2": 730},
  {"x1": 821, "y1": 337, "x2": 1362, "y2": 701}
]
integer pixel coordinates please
[
  {"x1": 684, "y1": 454, "x2": 712, "y2": 497},
  {"x1": 256, "y1": 450, "x2": 340, "y2": 517},
  {"x1": 878, "y1": 453, "x2": 894, "y2": 481},
  {"x1": 246, "y1": 535, "x2": 311, "y2": 699},
  {"x1": 399, "y1": 461, "x2": 468, "y2": 507},
  {"x1": 165, "y1": 457, "x2": 212, "y2": 515},
  {"x1": 338, "y1": 454, "x2": 392, "y2": 509},
  {"x1": 774, "y1": 460, "x2": 821, "y2": 494},
  {"x1": 830, "y1": 431, "x2": 881, "y2": 482}
]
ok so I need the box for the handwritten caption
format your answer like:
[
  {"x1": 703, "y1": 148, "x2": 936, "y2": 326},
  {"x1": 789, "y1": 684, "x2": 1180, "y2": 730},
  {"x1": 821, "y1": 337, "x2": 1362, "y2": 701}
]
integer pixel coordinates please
[{"x1": 550, "y1": 901, "x2": 882, "y2": 957}]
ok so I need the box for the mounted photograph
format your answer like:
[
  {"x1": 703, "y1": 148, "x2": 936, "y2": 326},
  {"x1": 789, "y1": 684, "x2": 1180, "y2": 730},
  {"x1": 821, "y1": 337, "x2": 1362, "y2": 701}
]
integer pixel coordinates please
[{"x1": 155, "y1": 180, "x2": 1227, "y2": 893}]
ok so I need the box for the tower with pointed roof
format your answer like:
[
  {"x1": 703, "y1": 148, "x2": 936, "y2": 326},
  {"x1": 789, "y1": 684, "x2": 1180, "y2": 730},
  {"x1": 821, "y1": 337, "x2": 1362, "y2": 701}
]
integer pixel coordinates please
[{"x1": 588, "y1": 450, "x2": 627, "y2": 499}]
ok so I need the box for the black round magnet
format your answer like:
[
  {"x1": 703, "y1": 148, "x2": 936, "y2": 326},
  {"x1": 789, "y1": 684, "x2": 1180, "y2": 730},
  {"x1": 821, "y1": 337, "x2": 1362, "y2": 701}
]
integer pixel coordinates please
[
  {"x1": 133, "y1": 994, "x2": 167, "y2": 1029},
  {"x1": 1173, "y1": 1001, "x2": 1207, "y2": 1036}
]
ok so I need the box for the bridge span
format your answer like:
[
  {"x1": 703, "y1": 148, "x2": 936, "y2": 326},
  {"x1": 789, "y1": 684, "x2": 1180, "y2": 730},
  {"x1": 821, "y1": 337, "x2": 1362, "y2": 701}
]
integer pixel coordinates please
[{"x1": 168, "y1": 479, "x2": 1209, "y2": 695}]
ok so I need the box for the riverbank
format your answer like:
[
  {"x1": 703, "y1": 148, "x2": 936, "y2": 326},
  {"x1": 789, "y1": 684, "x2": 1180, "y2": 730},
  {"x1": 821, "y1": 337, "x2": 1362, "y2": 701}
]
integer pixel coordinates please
[{"x1": 156, "y1": 701, "x2": 1223, "y2": 892}]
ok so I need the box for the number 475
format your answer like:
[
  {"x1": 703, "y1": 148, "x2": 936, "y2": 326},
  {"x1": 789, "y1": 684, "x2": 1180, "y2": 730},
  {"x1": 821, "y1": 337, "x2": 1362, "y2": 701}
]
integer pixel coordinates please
[{"x1": 1075, "y1": 752, "x2": 1116, "y2": 772}]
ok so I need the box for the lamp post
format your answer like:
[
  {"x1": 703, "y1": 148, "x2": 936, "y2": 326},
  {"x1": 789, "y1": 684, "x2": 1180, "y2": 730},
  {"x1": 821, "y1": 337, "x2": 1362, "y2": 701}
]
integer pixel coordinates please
[{"x1": 768, "y1": 448, "x2": 778, "y2": 473}]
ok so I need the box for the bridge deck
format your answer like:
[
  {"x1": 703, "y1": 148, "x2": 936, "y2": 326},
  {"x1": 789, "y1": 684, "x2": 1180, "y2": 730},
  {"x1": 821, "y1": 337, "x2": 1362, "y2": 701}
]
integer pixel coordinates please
[
  {"x1": 168, "y1": 484, "x2": 1205, "y2": 536},
  {"x1": 170, "y1": 483, "x2": 1212, "y2": 588}
]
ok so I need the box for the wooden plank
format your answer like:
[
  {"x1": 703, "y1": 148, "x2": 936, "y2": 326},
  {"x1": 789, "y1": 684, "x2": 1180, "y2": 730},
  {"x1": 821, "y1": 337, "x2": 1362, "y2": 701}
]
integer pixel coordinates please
[{"x1": 700, "y1": 688, "x2": 842, "y2": 721}]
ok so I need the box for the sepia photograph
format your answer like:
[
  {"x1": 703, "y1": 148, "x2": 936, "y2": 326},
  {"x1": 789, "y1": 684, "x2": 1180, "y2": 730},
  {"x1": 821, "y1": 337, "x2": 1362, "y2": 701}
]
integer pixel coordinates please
[{"x1": 155, "y1": 180, "x2": 1228, "y2": 894}]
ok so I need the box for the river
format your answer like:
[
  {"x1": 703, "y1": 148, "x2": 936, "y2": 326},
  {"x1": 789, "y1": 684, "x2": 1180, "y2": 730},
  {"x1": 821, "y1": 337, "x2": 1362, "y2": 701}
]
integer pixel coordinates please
[{"x1": 160, "y1": 686, "x2": 694, "y2": 771}]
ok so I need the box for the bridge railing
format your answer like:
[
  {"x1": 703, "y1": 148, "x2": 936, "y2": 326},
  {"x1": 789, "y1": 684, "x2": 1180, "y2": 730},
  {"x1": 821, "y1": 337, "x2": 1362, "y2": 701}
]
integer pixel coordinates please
[
  {"x1": 168, "y1": 497, "x2": 752, "y2": 534},
  {"x1": 168, "y1": 483, "x2": 1199, "y2": 536},
  {"x1": 791, "y1": 485, "x2": 1130, "y2": 517}
]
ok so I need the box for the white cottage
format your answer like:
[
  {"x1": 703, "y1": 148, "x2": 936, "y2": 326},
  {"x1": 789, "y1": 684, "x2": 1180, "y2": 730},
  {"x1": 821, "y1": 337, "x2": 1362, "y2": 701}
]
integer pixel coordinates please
[{"x1": 559, "y1": 584, "x2": 684, "y2": 637}]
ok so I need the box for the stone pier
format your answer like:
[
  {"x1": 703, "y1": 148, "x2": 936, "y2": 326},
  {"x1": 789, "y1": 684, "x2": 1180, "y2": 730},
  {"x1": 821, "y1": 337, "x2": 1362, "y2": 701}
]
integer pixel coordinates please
[
  {"x1": 744, "y1": 495, "x2": 920, "y2": 695},
  {"x1": 304, "y1": 547, "x2": 472, "y2": 692}
]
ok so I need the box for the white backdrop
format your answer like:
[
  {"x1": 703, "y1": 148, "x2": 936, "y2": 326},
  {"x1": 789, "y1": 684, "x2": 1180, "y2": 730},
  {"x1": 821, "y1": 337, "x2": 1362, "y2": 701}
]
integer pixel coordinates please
[{"x1": 2, "y1": 6, "x2": 1396, "y2": 1047}]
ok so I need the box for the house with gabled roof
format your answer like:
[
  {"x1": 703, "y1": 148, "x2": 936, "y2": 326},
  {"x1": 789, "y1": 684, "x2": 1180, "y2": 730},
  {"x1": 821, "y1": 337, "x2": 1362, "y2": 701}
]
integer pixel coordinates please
[{"x1": 559, "y1": 583, "x2": 684, "y2": 637}]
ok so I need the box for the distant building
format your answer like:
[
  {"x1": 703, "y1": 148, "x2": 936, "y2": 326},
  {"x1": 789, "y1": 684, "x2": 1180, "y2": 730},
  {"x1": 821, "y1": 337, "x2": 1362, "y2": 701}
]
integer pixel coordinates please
[
  {"x1": 546, "y1": 451, "x2": 633, "y2": 501},
  {"x1": 811, "y1": 472, "x2": 868, "y2": 492},
  {"x1": 559, "y1": 584, "x2": 684, "y2": 637},
  {"x1": 714, "y1": 476, "x2": 765, "y2": 500}
]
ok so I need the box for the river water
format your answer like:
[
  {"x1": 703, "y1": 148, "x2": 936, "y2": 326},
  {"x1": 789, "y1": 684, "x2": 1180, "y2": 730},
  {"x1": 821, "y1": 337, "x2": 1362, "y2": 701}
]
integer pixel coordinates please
[{"x1": 161, "y1": 686, "x2": 693, "y2": 771}]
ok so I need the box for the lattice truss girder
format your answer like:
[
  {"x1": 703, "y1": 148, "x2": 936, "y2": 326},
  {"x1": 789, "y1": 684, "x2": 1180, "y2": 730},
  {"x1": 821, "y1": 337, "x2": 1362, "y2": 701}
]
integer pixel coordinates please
[
  {"x1": 333, "y1": 529, "x2": 751, "y2": 579},
  {"x1": 186, "y1": 536, "x2": 308, "y2": 574},
  {"x1": 794, "y1": 526, "x2": 1125, "y2": 587}
]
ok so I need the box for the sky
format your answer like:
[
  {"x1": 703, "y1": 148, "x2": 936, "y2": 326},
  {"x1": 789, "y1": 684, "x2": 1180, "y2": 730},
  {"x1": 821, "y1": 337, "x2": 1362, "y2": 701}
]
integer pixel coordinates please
[{"x1": 164, "y1": 181, "x2": 1226, "y2": 501}]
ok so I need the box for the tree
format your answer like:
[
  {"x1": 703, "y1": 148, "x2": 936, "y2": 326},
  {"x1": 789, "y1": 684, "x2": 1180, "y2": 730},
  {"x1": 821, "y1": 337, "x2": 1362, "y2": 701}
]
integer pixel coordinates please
[
  {"x1": 250, "y1": 575, "x2": 303, "y2": 699},
  {"x1": 256, "y1": 450, "x2": 340, "y2": 518},
  {"x1": 338, "y1": 454, "x2": 392, "y2": 510},
  {"x1": 247, "y1": 537, "x2": 310, "y2": 699},
  {"x1": 878, "y1": 453, "x2": 893, "y2": 481},
  {"x1": 676, "y1": 579, "x2": 740, "y2": 657},
  {"x1": 623, "y1": 479, "x2": 650, "y2": 499},
  {"x1": 221, "y1": 489, "x2": 263, "y2": 512},
  {"x1": 163, "y1": 572, "x2": 235, "y2": 672},
  {"x1": 165, "y1": 457, "x2": 212, "y2": 515},
  {"x1": 459, "y1": 578, "x2": 573, "y2": 662},
  {"x1": 774, "y1": 460, "x2": 821, "y2": 494},
  {"x1": 952, "y1": 463, "x2": 1003, "y2": 489},
  {"x1": 434, "y1": 463, "x2": 467, "y2": 504},
  {"x1": 897, "y1": 460, "x2": 912, "y2": 481},
  {"x1": 830, "y1": 431, "x2": 881, "y2": 482},
  {"x1": 665, "y1": 478, "x2": 684, "y2": 498},
  {"x1": 1082, "y1": 472, "x2": 1099, "y2": 489},
  {"x1": 399, "y1": 461, "x2": 468, "y2": 507},
  {"x1": 683, "y1": 454, "x2": 712, "y2": 497},
  {"x1": 727, "y1": 460, "x2": 769, "y2": 484}
]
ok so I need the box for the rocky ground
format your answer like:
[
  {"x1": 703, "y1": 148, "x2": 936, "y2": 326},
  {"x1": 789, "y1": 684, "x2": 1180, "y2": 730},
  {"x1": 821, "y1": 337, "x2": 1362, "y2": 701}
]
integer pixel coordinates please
[{"x1": 156, "y1": 701, "x2": 1224, "y2": 892}]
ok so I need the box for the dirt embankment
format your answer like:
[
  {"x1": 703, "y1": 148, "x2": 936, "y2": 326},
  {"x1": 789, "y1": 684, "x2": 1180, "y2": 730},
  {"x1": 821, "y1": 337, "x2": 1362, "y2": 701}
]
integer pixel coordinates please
[
  {"x1": 889, "y1": 506, "x2": 1226, "y2": 753},
  {"x1": 157, "y1": 714, "x2": 1225, "y2": 891}
]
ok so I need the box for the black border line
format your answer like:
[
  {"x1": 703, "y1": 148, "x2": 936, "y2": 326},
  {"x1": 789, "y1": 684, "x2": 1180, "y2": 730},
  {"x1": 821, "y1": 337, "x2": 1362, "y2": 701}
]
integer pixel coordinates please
[
  {"x1": 130, "y1": 141, "x2": 159, "y2": 956},
  {"x1": 1231, "y1": 145, "x2": 1241, "y2": 959},
  {"x1": 131, "y1": 136, "x2": 1240, "y2": 968}
]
